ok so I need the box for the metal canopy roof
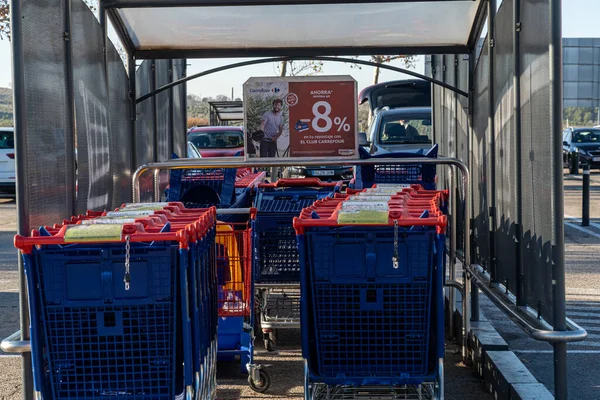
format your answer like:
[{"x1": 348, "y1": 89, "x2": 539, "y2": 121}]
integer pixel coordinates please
[
  {"x1": 105, "y1": 0, "x2": 486, "y2": 58},
  {"x1": 208, "y1": 101, "x2": 244, "y2": 124}
]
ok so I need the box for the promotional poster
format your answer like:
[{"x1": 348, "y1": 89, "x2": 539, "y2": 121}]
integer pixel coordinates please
[{"x1": 243, "y1": 76, "x2": 358, "y2": 160}]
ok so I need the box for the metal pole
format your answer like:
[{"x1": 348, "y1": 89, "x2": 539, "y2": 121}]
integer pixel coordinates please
[
  {"x1": 550, "y1": 0, "x2": 568, "y2": 397},
  {"x1": 449, "y1": 170, "x2": 457, "y2": 340},
  {"x1": 152, "y1": 61, "x2": 158, "y2": 163},
  {"x1": 513, "y1": 0, "x2": 526, "y2": 307},
  {"x1": 128, "y1": 53, "x2": 137, "y2": 176},
  {"x1": 168, "y1": 59, "x2": 175, "y2": 157},
  {"x1": 488, "y1": 0, "x2": 498, "y2": 284},
  {"x1": 582, "y1": 163, "x2": 590, "y2": 226},
  {"x1": 570, "y1": 150, "x2": 579, "y2": 175},
  {"x1": 10, "y1": 0, "x2": 33, "y2": 397},
  {"x1": 467, "y1": 53, "x2": 479, "y2": 322}
]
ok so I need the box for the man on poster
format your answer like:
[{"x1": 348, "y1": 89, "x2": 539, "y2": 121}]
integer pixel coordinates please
[{"x1": 259, "y1": 99, "x2": 284, "y2": 158}]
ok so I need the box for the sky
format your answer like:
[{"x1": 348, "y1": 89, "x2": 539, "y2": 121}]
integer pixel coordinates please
[{"x1": 0, "y1": 0, "x2": 598, "y2": 98}]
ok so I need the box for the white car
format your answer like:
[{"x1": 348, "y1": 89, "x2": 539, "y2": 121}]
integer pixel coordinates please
[{"x1": 0, "y1": 127, "x2": 15, "y2": 194}]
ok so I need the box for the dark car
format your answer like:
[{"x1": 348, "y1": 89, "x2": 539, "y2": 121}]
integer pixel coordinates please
[
  {"x1": 187, "y1": 126, "x2": 244, "y2": 157},
  {"x1": 562, "y1": 127, "x2": 600, "y2": 170},
  {"x1": 359, "y1": 79, "x2": 431, "y2": 114},
  {"x1": 361, "y1": 107, "x2": 433, "y2": 156},
  {"x1": 287, "y1": 165, "x2": 354, "y2": 181}
]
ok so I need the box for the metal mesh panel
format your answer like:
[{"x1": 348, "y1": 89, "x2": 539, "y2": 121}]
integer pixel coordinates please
[
  {"x1": 472, "y1": 40, "x2": 490, "y2": 268},
  {"x1": 493, "y1": 0, "x2": 517, "y2": 293},
  {"x1": 155, "y1": 60, "x2": 172, "y2": 162},
  {"x1": 71, "y1": 0, "x2": 111, "y2": 213},
  {"x1": 136, "y1": 60, "x2": 155, "y2": 166},
  {"x1": 135, "y1": 60, "x2": 155, "y2": 202},
  {"x1": 21, "y1": 0, "x2": 75, "y2": 228},
  {"x1": 171, "y1": 59, "x2": 186, "y2": 158},
  {"x1": 107, "y1": 41, "x2": 133, "y2": 209},
  {"x1": 155, "y1": 60, "x2": 172, "y2": 199},
  {"x1": 520, "y1": 0, "x2": 554, "y2": 321}
]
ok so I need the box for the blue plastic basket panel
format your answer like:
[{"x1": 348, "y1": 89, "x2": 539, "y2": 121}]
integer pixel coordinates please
[
  {"x1": 217, "y1": 316, "x2": 247, "y2": 350},
  {"x1": 305, "y1": 227, "x2": 436, "y2": 284},
  {"x1": 256, "y1": 190, "x2": 334, "y2": 214},
  {"x1": 254, "y1": 215, "x2": 300, "y2": 282},
  {"x1": 355, "y1": 164, "x2": 436, "y2": 190},
  {"x1": 25, "y1": 243, "x2": 182, "y2": 399},
  {"x1": 37, "y1": 246, "x2": 177, "y2": 306},
  {"x1": 43, "y1": 303, "x2": 177, "y2": 399},
  {"x1": 309, "y1": 281, "x2": 431, "y2": 379}
]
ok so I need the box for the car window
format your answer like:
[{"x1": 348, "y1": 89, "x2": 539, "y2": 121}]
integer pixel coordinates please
[
  {"x1": 367, "y1": 116, "x2": 377, "y2": 143},
  {"x1": 378, "y1": 116, "x2": 432, "y2": 145},
  {"x1": 188, "y1": 130, "x2": 244, "y2": 149},
  {"x1": 572, "y1": 129, "x2": 600, "y2": 143},
  {"x1": 562, "y1": 130, "x2": 569, "y2": 143},
  {"x1": 187, "y1": 142, "x2": 202, "y2": 158},
  {"x1": 0, "y1": 131, "x2": 14, "y2": 149}
]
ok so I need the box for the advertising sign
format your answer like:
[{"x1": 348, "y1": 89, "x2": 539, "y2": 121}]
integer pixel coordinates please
[{"x1": 243, "y1": 76, "x2": 358, "y2": 160}]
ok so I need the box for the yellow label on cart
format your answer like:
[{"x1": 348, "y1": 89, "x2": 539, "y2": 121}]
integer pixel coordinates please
[
  {"x1": 337, "y1": 210, "x2": 389, "y2": 225},
  {"x1": 63, "y1": 224, "x2": 124, "y2": 243}
]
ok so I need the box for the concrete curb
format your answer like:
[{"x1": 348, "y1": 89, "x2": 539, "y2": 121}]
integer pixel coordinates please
[{"x1": 447, "y1": 296, "x2": 554, "y2": 399}]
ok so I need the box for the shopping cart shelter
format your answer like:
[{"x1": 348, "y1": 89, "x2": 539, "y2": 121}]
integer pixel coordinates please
[{"x1": 4, "y1": 0, "x2": 584, "y2": 399}]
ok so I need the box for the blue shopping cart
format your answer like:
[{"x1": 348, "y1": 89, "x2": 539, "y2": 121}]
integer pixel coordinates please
[
  {"x1": 15, "y1": 206, "x2": 218, "y2": 400},
  {"x1": 252, "y1": 178, "x2": 342, "y2": 351},
  {"x1": 351, "y1": 145, "x2": 438, "y2": 190},
  {"x1": 215, "y1": 214, "x2": 270, "y2": 393},
  {"x1": 294, "y1": 194, "x2": 447, "y2": 399}
]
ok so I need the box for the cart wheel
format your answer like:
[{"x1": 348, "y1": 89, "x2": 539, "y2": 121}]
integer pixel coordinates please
[
  {"x1": 264, "y1": 331, "x2": 277, "y2": 352},
  {"x1": 248, "y1": 369, "x2": 271, "y2": 393}
]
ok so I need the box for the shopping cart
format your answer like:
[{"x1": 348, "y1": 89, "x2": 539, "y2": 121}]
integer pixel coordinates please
[
  {"x1": 253, "y1": 178, "x2": 342, "y2": 351},
  {"x1": 167, "y1": 165, "x2": 265, "y2": 222},
  {"x1": 350, "y1": 145, "x2": 438, "y2": 190},
  {"x1": 14, "y1": 206, "x2": 218, "y2": 400},
  {"x1": 216, "y1": 213, "x2": 271, "y2": 393},
  {"x1": 294, "y1": 186, "x2": 447, "y2": 399}
]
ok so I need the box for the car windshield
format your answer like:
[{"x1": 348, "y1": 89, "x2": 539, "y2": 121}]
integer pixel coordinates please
[
  {"x1": 573, "y1": 130, "x2": 600, "y2": 143},
  {"x1": 379, "y1": 116, "x2": 432, "y2": 145},
  {"x1": 188, "y1": 130, "x2": 244, "y2": 149},
  {"x1": 0, "y1": 131, "x2": 14, "y2": 149}
]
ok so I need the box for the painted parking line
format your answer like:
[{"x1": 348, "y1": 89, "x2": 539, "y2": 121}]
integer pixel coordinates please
[
  {"x1": 564, "y1": 221, "x2": 600, "y2": 239},
  {"x1": 565, "y1": 215, "x2": 600, "y2": 231}
]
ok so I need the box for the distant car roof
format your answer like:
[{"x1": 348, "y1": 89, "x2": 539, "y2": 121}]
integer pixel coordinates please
[
  {"x1": 359, "y1": 79, "x2": 431, "y2": 110},
  {"x1": 0, "y1": 127, "x2": 14, "y2": 132},
  {"x1": 188, "y1": 126, "x2": 243, "y2": 133}
]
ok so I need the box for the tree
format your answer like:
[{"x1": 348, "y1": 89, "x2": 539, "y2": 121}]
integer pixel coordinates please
[
  {"x1": 0, "y1": 0, "x2": 97, "y2": 40},
  {"x1": 0, "y1": 0, "x2": 9, "y2": 40},
  {"x1": 349, "y1": 55, "x2": 417, "y2": 85},
  {"x1": 276, "y1": 60, "x2": 324, "y2": 77}
]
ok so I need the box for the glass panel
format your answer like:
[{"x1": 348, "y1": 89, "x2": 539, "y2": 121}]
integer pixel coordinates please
[{"x1": 117, "y1": 1, "x2": 480, "y2": 50}]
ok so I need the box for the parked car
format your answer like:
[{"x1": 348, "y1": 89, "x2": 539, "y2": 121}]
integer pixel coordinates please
[
  {"x1": 187, "y1": 126, "x2": 244, "y2": 157},
  {"x1": 0, "y1": 127, "x2": 15, "y2": 194},
  {"x1": 360, "y1": 107, "x2": 433, "y2": 156},
  {"x1": 287, "y1": 165, "x2": 354, "y2": 181},
  {"x1": 562, "y1": 127, "x2": 600, "y2": 170},
  {"x1": 359, "y1": 79, "x2": 431, "y2": 114}
]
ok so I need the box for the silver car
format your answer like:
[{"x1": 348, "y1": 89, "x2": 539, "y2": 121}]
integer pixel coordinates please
[{"x1": 359, "y1": 107, "x2": 433, "y2": 156}]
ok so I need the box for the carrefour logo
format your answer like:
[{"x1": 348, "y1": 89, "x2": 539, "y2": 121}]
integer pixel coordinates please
[{"x1": 249, "y1": 87, "x2": 282, "y2": 94}]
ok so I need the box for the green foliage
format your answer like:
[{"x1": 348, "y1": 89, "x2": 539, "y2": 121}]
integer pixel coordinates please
[
  {"x1": 0, "y1": 87, "x2": 12, "y2": 126},
  {"x1": 564, "y1": 107, "x2": 600, "y2": 127}
]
